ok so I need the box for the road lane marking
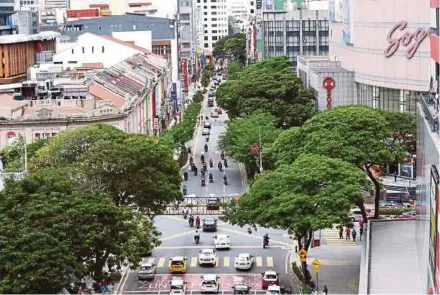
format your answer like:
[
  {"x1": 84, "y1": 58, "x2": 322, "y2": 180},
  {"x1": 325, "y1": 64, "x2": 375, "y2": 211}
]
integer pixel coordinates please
[
  {"x1": 147, "y1": 257, "x2": 155, "y2": 264},
  {"x1": 256, "y1": 256, "x2": 263, "y2": 267},
  {"x1": 161, "y1": 229, "x2": 195, "y2": 241},
  {"x1": 217, "y1": 226, "x2": 292, "y2": 247},
  {"x1": 191, "y1": 257, "x2": 198, "y2": 267},
  {"x1": 223, "y1": 256, "x2": 230, "y2": 267},
  {"x1": 157, "y1": 257, "x2": 165, "y2": 267},
  {"x1": 266, "y1": 257, "x2": 274, "y2": 267},
  {"x1": 215, "y1": 257, "x2": 219, "y2": 267},
  {"x1": 155, "y1": 245, "x2": 285, "y2": 249}
]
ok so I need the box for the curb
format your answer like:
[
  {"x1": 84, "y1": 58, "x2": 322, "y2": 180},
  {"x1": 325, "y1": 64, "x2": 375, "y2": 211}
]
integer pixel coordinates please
[
  {"x1": 115, "y1": 266, "x2": 130, "y2": 294},
  {"x1": 287, "y1": 251, "x2": 304, "y2": 294}
]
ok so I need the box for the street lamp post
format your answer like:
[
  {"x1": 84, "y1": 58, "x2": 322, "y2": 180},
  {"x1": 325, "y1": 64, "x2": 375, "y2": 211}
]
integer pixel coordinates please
[{"x1": 258, "y1": 125, "x2": 263, "y2": 173}]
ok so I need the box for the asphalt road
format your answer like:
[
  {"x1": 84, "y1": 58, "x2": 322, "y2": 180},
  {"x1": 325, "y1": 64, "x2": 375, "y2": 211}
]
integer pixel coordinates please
[{"x1": 122, "y1": 80, "x2": 294, "y2": 294}]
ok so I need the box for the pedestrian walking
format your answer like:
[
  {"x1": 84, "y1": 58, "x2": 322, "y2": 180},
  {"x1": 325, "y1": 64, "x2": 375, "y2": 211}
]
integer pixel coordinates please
[
  {"x1": 352, "y1": 228, "x2": 357, "y2": 242},
  {"x1": 359, "y1": 227, "x2": 364, "y2": 241},
  {"x1": 107, "y1": 283, "x2": 114, "y2": 294},
  {"x1": 100, "y1": 283, "x2": 107, "y2": 294},
  {"x1": 359, "y1": 218, "x2": 364, "y2": 229},
  {"x1": 345, "y1": 227, "x2": 351, "y2": 240},
  {"x1": 338, "y1": 225, "x2": 343, "y2": 239},
  {"x1": 323, "y1": 285, "x2": 328, "y2": 294}
]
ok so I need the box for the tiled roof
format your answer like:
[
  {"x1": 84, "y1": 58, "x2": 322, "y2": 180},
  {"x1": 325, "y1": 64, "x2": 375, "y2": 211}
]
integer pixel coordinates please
[
  {"x1": 89, "y1": 82, "x2": 126, "y2": 108},
  {"x1": 81, "y1": 62, "x2": 104, "y2": 69},
  {"x1": 366, "y1": 220, "x2": 424, "y2": 294},
  {"x1": 0, "y1": 94, "x2": 27, "y2": 110}
]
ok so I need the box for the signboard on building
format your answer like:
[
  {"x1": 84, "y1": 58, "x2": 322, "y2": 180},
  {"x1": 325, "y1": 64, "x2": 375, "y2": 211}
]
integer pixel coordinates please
[
  {"x1": 384, "y1": 21, "x2": 432, "y2": 60},
  {"x1": 323, "y1": 76, "x2": 335, "y2": 109},
  {"x1": 181, "y1": 59, "x2": 188, "y2": 93}
]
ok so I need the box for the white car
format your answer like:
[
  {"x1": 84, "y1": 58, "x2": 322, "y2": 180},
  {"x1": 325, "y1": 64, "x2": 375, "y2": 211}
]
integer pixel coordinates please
[
  {"x1": 202, "y1": 128, "x2": 210, "y2": 136},
  {"x1": 200, "y1": 274, "x2": 220, "y2": 293},
  {"x1": 213, "y1": 234, "x2": 230, "y2": 249},
  {"x1": 266, "y1": 285, "x2": 281, "y2": 294},
  {"x1": 170, "y1": 277, "x2": 187, "y2": 294},
  {"x1": 234, "y1": 253, "x2": 254, "y2": 270},
  {"x1": 198, "y1": 248, "x2": 217, "y2": 266},
  {"x1": 211, "y1": 112, "x2": 219, "y2": 118}
]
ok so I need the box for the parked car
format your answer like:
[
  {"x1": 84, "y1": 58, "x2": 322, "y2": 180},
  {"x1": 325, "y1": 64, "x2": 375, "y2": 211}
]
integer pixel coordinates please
[
  {"x1": 200, "y1": 274, "x2": 220, "y2": 294},
  {"x1": 138, "y1": 263, "x2": 156, "y2": 280},
  {"x1": 203, "y1": 217, "x2": 218, "y2": 232},
  {"x1": 234, "y1": 253, "x2": 254, "y2": 270},
  {"x1": 198, "y1": 249, "x2": 218, "y2": 266},
  {"x1": 213, "y1": 234, "x2": 231, "y2": 250}
]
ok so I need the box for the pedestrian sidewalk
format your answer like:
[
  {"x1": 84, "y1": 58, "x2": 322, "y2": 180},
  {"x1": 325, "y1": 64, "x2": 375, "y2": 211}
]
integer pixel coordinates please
[{"x1": 289, "y1": 242, "x2": 361, "y2": 294}]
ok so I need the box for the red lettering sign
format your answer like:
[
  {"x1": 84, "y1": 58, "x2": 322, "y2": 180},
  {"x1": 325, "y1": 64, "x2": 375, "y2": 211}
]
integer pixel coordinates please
[
  {"x1": 323, "y1": 77, "x2": 335, "y2": 109},
  {"x1": 384, "y1": 21, "x2": 432, "y2": 59}
]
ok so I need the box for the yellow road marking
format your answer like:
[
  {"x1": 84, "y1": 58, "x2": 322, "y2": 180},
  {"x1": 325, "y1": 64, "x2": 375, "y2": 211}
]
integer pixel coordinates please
[
  {"x1": 161, "y1": 229, "x2": 195, "y2": 241},
  {"x1": 147, "y1": 257, "x2": 155, "y2": 264},
  {"x1": 157, "y1": 257, "x2": 165, "y2": 267},
  {"x1": 256, "y1": 256, "x2": 263, "y2": 267},
  {"x1": 215, "y1": 257, "x2": 219, "y2": 267},
  {"x1": 266, "y1": 257, "x2": 274, "y2": 267},
  {"x1": 191, "y1": 257, "x2": 198, "y2": 267},
  {"x1": 223, "y1": 256, "x2": 230, "y2": 267}
]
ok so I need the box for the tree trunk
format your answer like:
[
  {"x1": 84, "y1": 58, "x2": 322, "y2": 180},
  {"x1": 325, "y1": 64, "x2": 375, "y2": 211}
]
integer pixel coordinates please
[
  {"x1": 364, "y1": 164, "x2": 381, "y2": 219},
  {"x1": 355, "y1": 198, "x2": 368, "y2": 224},
  {"x1": 93, "y1": 251, "x2": 111, "y2": 281}
]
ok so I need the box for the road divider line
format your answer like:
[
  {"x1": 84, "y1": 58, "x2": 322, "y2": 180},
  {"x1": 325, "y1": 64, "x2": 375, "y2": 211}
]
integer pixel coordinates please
[
  {"x1": 266, "y1": 257, "x2": 274, "y2": 267},
  {"x1": 157, "y1": 257, "x2": 165, "y2": 268},
  {"x1": 147, "y1": 257, "x2": 155, "y2": 264},
  {"x1": 256, "y1": 256, "x2": 263, "y2": 267},
  {"x1": 191, "y1": 257, "x2": 198, "y2": 267},
  {"x1": 161, "y1": 229, "x2": 195, "y2": 241},
  {"x1": 223, "y1": 256, "x2": 230, "y2": 267}
]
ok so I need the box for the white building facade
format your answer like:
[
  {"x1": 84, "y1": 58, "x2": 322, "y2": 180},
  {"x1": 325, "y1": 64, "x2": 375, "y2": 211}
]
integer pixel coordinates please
[{"x1": 196, "y1": 0, "x2": 229, "y2": 53}]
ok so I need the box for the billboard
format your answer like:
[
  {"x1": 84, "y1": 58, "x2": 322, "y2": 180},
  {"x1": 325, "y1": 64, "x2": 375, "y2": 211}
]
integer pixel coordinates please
[
  {"x1": 342, "y1": 0, "x2": 354, "y2": 44},
  {"x1": 329, "y1": 0, "x2": 343, "y2": 23}
]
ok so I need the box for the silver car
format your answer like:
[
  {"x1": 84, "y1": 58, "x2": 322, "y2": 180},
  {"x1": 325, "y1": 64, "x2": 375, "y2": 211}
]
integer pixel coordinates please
[
  {"x1": 202, "y1": 128, "x2": 210, "y2": 136},
  {"x1": 138, "y1": 263, "x2": 156, "y2": 280}
]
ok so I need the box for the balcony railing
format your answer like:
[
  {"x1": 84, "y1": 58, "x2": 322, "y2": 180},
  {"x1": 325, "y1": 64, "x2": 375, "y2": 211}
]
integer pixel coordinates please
[{"x1": 420, "y1": 93, "x2": 439, "y2": 133}]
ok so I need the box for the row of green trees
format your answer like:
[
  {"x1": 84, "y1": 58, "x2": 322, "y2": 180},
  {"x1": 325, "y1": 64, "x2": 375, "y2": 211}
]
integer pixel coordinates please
[
  {"x1": 0, "y1": 124, "x2": 183, "y2": 293},
  {"x1": 217, "y1": 57, "x2": 416, "y2": 281}
]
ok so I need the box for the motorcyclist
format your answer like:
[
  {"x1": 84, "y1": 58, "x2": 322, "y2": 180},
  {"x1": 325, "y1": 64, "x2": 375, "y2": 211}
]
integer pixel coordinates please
[
  {"x1": 183, "y1": 171, "x2": 188, "y2": 181},
  {"x1": 209, "y1": 158, "x2": 213, "y2": 168},
  {"x1": 194, "y1": 166, "x2": 198, "y2": 176},
  {"x1": 195, "y1": 216, "x2": 201, "y2": 228},
  {"x1": 224, "y1": 158, "x2": 228, "y2": 167},
  {"x1": 201, "y1": 152, "x2": 205, "y2": 163},
  {"x1": 223, "y1": 174, "x2": 228, "y2": 185},
  {"x1": 201, "y1": 175, "x2": 206, "y2": 186},
  {"x1": 221, "y1": 151, "x2": 225, "y2": 160},
  {"x1": 183, "y1": 184, "x2": 187, "y2": 195},
  {"x1": 218, "y1": 161, "x2": 223, "y2": 171},
  {"x1": 189, "y1": 215, "x2": 194, "y2": 227},
  {"x1": 194, "y1": 230, "x2": 200, "y2": 243},
  {"x1": 203, "y1": 163, "x2": 207, "y2": 171},
  {"x1": 204, "y1": 143, "x2": 208, "y2": 152},
  {"x1": 263, "y1": 233, "x2": 270, "y2": 245},
  {"x1": 209, "y1": 173, "x2": 214, "y2": 183}
]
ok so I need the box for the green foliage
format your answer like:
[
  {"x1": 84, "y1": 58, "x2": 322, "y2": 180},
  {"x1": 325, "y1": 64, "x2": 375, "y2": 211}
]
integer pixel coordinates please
[
  {"x1": 216, "y1": 56, "x2": 316, "y2": 128},
  {"x1": 269, "y1": 127, "x2": 302, "y2": 166},
  {"x1": 0, "y1": 168, "x2": 160, "y2": 293},
  {"x1": 227, "y1": 60, "x2": 243, "y2": 80},
  {"x1": 379, "y1": 208, "x2": 413, "y2": 215},
  {"x1": 207, "y1": 58, "x2": 216, "y2": 72},
  {"x1": 201, "y1": 69, "x2": 212, "y2": 88},
  {"x1": 224, "y1": 153, "x2": 366, "y2": 250},
  {"x1": 292, "y1": 262, "x2": 305, "y2": 283},
  {"x1": 0, "y1": 138, "x2": 48, "y2": 171},
  {"x1": 379, "y1": 110, "x2": 417, "y2": 154},
  {"x1": 219, "y1": 112, "x2": 280, "y2": 177},
  {"x1": 213, "y1": 33, "x2": 246, "y2": 64},
  {"x1": 193, "y1": 90, "x2": 204, "y2": 103}
]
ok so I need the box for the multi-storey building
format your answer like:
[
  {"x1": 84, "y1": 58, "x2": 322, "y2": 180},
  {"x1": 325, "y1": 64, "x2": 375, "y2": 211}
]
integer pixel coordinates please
[
  {"x1": 12, "y1": 10, "x2": 39, "y2": 34},
  {"x1": 196, "y1": 0, "x2": 229, "y2": 53},
  {"x1": 0, "y1": 0, "x2": 16, "y2": 35},
  {"x1": 261, "y1": 6, "x2": 329, "y2": 71}
]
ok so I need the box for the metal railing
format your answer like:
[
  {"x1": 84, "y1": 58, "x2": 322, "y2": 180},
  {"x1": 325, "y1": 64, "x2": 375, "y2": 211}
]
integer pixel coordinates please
[
  {"x1": 420, "y1": 93, "x2": 439, "y2": 133},
  {"x1": 166, "y1": 195, "x2": 239, "y2": 215}
]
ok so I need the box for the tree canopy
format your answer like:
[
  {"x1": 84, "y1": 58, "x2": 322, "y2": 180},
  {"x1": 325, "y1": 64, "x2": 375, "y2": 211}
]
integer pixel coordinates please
[
  {"x1": 224, "y1": 153, "x2": 366, "y2": 280},
  {"x1": 0, "y1": 168, "x2": 160, "y2": 293},
  {"x1": 216, "y1": 56, "x2": 316, "y2": 128},
  {"x1": 270, "y1": 106, "x2": 405, "y2": 218},
  {"x1": 0, "y1": 138, "x2": 48, "y2": 172},
  {"x1": 219, "y1": 112, "x2": 280, "y2": 177},
  {"x1": 227, "y1": 60, "x2": 243, "y2": 80},
  {"x1": 212, "y1": 33, "x2": 246, "y2": 65}
]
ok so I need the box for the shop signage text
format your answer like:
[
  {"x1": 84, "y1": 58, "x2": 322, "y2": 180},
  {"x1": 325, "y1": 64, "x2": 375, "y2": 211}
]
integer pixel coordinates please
[
  {"x1": 384, "y1": 21, "x2": 432, "y2": 59},
  {"x1": 323, "y1": 76, "x2": 335, "y2": 109}
]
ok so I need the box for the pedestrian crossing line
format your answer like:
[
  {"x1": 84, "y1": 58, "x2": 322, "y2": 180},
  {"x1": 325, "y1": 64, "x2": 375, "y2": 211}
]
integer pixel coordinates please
[
  {"x1": 191, "y1": 257, "x2": 198, "y2": 267},
  {"x1": 321, "y1": 229, "x2": 357, "y2": 246},
  {"x1": 157, "y1": 257, "x2": 166, "y2": 268},
  {"x1": 266, "y1": 257, "x2": 273, "y2": 267},
  {"x1": 223, "y1": 256, "x2": 230, "y2": 267},
  {"x1": 256, "y1": 256, "x2": 263, "y2": 267},
  {"x1": 215, "y1": 257, "x2": 219, "y2": 267},
  {"x1": 147, "y1": 257, "x2": 155, "y2": 264}
]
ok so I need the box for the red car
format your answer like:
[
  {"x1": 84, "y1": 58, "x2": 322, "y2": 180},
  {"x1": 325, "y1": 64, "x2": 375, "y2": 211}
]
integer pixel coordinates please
[{"x1": 215, "y1": 108, "x2": 223, "y2": 114}]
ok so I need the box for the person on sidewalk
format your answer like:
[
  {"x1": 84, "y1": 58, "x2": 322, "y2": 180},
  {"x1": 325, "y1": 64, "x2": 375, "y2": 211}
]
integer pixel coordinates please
[
  {"x1": 323, "y1": 285, "x2": 328, "y2": 294},
  {"x1": 352, "y1": 228, "x2": 357, "y2": 242},
  {"x1": 338, "y1": 225, "x2": 343, "y2": 239},
  {"x1": 359, "y1": 226, "x2": 364, "y2": 241},
  {"x1": 345, "y1": 227, "x2": 351, "y2": 240}
]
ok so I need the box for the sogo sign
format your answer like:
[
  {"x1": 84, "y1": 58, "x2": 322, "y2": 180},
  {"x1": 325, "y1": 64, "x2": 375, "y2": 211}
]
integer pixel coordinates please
[{"x1": 384, "y1": 21, "x2": 432, "y2": 59}]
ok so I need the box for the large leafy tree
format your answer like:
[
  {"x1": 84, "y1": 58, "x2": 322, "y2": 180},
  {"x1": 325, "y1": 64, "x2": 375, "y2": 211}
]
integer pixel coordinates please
[
  {"x1": 379, "y1": 110, "x2": 417, "y2": 154},
  {"x1": 216, "y1": 56, "x2": 316, "y2": 128},
  {"x1": 0, "y1": 138, "x2": 48, "y2": 171},
  {"x1": 0, "y1": 168, "x2": 160, "y2": 293},
  {"x1": 213, "y1": 33, "x2": 246, "y2": 63},
  {"x1": 271, "y1": 106, "x2": 404, "y2": 219},
  {"x1": 225, "y1": 154, "x2": 366, "y2": 281},
  {"x1": 75, "y1": 135, "x2": 182, "y2": 213},
  {"x1": 219, "y1": 112, "x2": 280, "y2": 177},
  {"x1": 227, "y1": 60, "x2": 243, "y2": 80}
]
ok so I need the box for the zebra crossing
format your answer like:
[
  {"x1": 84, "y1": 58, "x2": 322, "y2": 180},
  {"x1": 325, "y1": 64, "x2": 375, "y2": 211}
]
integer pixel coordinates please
[
  {"x1": 142, "y1": 255, "x2": 275, "y2": 268},
  {"x1": 320, "y1": 228, "x2": 358, "y2": 246}
]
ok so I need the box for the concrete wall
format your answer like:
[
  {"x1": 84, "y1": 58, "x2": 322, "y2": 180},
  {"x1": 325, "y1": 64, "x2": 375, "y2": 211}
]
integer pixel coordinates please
[
  {"x1": 112, "y1": 31, "x2": 153, "y2": 51},
  {"x1": 330, "y1": 0, "x2": 430, "y2": 92}
]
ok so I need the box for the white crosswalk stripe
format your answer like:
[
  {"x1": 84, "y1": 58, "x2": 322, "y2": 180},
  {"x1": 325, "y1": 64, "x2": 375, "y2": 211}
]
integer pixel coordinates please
[
  {"x1": 320, "y1": 228, "x2": 358, "y2": 246},
  {"x1": 147, "y1": 255, "x2": 274, "y2": 268}
]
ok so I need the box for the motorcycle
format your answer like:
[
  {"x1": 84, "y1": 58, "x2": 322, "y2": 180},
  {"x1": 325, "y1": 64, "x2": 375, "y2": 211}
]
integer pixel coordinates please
[
  {"x1": 183, "y1": 188, "x2": 187, "y2": 195},
  {"x1": 221, "y1": 152, "x2": 225, "y2": 160},
  {"x1": 194, "y1": 168, "x2": 198, "y2": 176},
  {"x1": 204, "y1": 144, "x2": 208, "y2": 152},
  {"x1": 183, "y1": 171, "x2": 188, "y2": 181},
  {"x1": 194, "y1": 235, "x2": 200, "y2": 244},
  {"x1": 201, "y1": 177, "x2": 206, "y2": 186},
  {"x1": 189, "y1": 219, "x2": 194, "y2": 227},
  {"x1": 201, "y1": 155, "x2": 205, "y2": 163},
  {"x1": 218, "y1": 162, "x2": 223, "y2": 171},
  {"x1": 183, "y1": 213, "x2": 188, "y2": 220},
  {"x1": 223, "y1": 175, "x2": 228, "y2": 185},
  {"x1": 203, "y1": 164, "x2": 207, "y2": 172},
  {"x1": 196, "y1": 221, "x2": 201, "y2": 229},
  {"x1": 209, "y1": 174, "x2": 214, "y2": 183},
  {"x1": 209, "y1": 159, "x2": 213, "y2": 168},
  {"x1": 263, "y1": 238, "x2": 270, "y2": 248},
  {"x1": 224, "y1": 158, "x2": 228, "y2": 168}
]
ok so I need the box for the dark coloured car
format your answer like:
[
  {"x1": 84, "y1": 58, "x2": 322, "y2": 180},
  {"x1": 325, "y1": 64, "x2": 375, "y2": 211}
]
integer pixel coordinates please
[
  {"x1": 207, "y1": 98, "x2": 214, "y2": 107},
  {"x1": 203, "y1": 217, "x2": 217, "y2": 232},
  {"x1": 206, "y1": 197, "x2": 220, "y2": 210}
]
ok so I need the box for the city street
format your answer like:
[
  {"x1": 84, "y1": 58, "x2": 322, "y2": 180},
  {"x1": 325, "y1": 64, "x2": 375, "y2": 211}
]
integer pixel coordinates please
[{"x1": 122, "y1": 81, "x2": 295, "y2": 294}]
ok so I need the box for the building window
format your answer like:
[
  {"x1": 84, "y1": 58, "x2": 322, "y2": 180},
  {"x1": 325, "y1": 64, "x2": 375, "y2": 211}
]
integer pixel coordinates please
[
  {"x1": 68, "y1": 61, "x2": 77, "y2": 64},
  {"x1": 204, "y1": 36, "x2": 208, "y2": 40},
  {"x1": 204, "y1": 43, "x2": 209, "y2": 48},
  {"x1": 54, "y1": 61, "x2": 63, "y2": 64},
  {"x1": 71, "y1": 48, "x2": 74, "y2": 54},
  {"x1": 212, "y1": 36, "x2": 218, "y2": 41},
  {"x1": 92, "y1": 46, "x2": 94, "y2": 53},
  {"x1": 102, "y1": 46, "x2": 105, "y2": 53},
  {"x1": 82, "y1": 47, "x2": 85, "y2": 54},
  {"x1": 35, "y1": 133, "x2": 40, "y2": 140}
]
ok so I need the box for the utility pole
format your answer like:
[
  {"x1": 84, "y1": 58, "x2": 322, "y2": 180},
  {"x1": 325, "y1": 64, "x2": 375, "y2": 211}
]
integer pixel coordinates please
[{"x1": 259, "y1": 125, "x2": 263, "y2": 173}]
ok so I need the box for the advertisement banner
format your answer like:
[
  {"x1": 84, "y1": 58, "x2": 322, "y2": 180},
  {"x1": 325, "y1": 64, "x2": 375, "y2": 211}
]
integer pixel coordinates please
[
  {"x1": 156, "y1": 83, "x2": 162, "y2": 118},
  {"x1": 342, "y1": 0, "x2": 354, "y2": 44},
  {"x1": 330, "y1": 0, "x2": 343, "y2": 23},
  {"x1": 264, "y1": 0, "x2": 274, "y2": 10},
  {"x1": 182, "y1": 59, "x2": 188, "y2": 93},
  {"x1": 429, "y1": 165, "x2": 439, "y2": 293}
]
